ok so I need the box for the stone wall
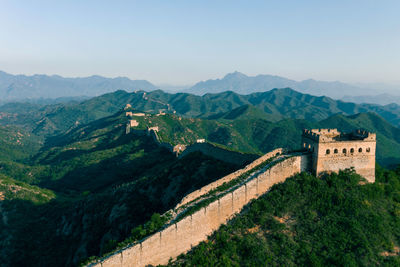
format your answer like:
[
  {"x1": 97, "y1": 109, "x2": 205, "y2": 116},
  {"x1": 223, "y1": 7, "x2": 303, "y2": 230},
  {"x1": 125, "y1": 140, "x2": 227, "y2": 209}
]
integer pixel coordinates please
[
  {"x1": 175, "y1": 148, "x2": 283, "y2": 209},
  {"x1": 90, "y1": 154, "x2": 308, "y2": 267},
  {"x1": 315, "y1": 140, "x2": 376, "y2": 182}
]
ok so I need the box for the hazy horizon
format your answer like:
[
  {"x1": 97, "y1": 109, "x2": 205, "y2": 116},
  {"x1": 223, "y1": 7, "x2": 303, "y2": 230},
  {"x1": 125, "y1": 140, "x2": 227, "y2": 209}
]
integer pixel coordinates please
[
  {"x1": 1, "y1": 69, "x2": 400, "y2": 91},
  {"x1": 1, "y1": 1, "x2": 399, "y2": 86}
]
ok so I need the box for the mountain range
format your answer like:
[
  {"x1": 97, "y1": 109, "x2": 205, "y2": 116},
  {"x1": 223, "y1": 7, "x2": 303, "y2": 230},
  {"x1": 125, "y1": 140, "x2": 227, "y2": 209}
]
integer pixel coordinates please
[
  {"x1": 2, "y1": 87, "x2": 400, "y2": 166},
  {"x1": 1, "y1": 70, "x2": 399, "y2": 105},
  {"x1": 2, "y1": 85, "x2": 400, "y2": 265},
  {"x1": 3, "y1": 88, "x2": 400, "y2": 138},
  {"x1": 186, "y1": 71, "x2": 389, "y2": 99},
  {"x1": 0, "y1": 70, "x2": 157, "y2": 101},
  {"x1": 342, "y1": 94, "x2": 400, "y2": 105}
]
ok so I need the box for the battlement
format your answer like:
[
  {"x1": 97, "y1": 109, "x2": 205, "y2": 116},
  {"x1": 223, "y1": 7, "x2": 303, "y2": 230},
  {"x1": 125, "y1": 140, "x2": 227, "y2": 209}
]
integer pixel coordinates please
[
  {"x1": 302, "y1": 128, "x2": 376, "y2": 143},
  {"x1": 351, "y1": 129, "x2": 376, "y2": 141},
  {"x1": 302, "y1": 128, "x2": 339, "y2": 140}
]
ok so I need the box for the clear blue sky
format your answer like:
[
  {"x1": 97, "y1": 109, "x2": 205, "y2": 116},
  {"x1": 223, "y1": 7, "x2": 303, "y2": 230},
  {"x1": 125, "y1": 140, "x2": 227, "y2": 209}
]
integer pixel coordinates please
[{"x1": 0, "y1": 0, "x2": 399, "y2": 85}]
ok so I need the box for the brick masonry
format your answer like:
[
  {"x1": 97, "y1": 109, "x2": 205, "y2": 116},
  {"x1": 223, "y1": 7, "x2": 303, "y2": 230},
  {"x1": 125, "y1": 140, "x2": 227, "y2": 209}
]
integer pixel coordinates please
[{"x1": 91, "y1": 154, "x2": 308, "y2": 267}]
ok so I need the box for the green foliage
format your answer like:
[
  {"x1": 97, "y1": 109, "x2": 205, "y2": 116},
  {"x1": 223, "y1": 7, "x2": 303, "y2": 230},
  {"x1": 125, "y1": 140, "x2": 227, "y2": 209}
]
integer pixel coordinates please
[
  {"x1": 4, "y1": 88, "x2": 400, "y2": 137},
  {"x1": 129, "y1": 213, "x2": 168, "y2": 241},
  {"x1": 3, "y1": 89, "x2": 400, "y2": 165},
  {"x1": 3, "y1": 90, "x2": 400, "y2": 266},
  {"x1": 82, "y1": 212, "x2": 172, "y2": 265},
  {"x1": 0, "y1": 120, "x2": 240, "y2": 267},
  {"x1": 0, "y1": 174, "x2": 55, "y2": 204},
  {"x1": 0, "y1": 125, "x2": 42, "y2": 161},
  {"x1": 169, "y1": 170, "x2": 400, "y2": 266}
]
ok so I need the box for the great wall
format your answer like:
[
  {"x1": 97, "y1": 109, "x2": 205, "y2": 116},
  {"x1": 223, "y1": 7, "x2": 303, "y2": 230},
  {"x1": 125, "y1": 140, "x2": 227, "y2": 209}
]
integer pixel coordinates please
[
  {"x1": 88, "y1": 150, "x2": 309, "y2": 267},
  {"x1": 87, "y1": 128, "x2": 376, "y2": 267},
  {"x1": 125, "y1": 109, "x2": 259, "y2": 166},
  {"x1": 176, "y1": 148, "x2": 283, "y2": 209}
]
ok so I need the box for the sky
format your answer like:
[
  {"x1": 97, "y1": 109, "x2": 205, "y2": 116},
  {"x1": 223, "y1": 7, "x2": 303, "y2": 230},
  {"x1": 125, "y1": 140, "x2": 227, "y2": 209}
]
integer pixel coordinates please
[{"x1": 0, "y1": 0, "x2": 399, "y2": 85}]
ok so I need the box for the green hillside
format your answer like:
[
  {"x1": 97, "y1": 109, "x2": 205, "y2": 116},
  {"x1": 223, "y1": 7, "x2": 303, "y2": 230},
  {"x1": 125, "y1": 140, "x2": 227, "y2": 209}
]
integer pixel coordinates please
[
  {"x1": 35, "y1": 109, "x2": 400, "y2": 169},
  {"x1": 3, "y1": 88, "x2": 400, "y2": 137},
  {"x1": 1, "y1": 98, "x2": 400, "y2": 266},
  {"x1": 226, "y1": 112, "x2": 400, "y2": 167},
  {"x1": 208, "y1": 104, "x2": 278, "y2": 121},
  {"x1": 0, "y1": 125, "x2": 42, "y2": 161},
  {"x1": 0, "y1": 108, "x2": 247, "y2": 266},
  {"x1": 27, "y1": 109, "x2": 247, "y2": 194},
  {"x1": 168, "y1": 168, "x2": 400, "y2": 266},
  {"x1": 0, "y1": 174, "x2": 55, "y2": 204}
]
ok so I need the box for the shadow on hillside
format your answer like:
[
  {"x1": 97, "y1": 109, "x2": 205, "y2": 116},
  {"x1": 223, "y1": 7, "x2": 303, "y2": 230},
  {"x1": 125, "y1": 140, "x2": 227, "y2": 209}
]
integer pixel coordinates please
[
  {"x1": 1, "y1": 150, "x2": 241, "y2": 266},
  {"x1": 37, "y1": 135, "x2": 175, "y2": 193},
  {"x1": 39, "y1": 113, "x2": 123, "y2": 150},
  {"x1": 35, "y1": 127, "x2": 150, "y2": 165}
]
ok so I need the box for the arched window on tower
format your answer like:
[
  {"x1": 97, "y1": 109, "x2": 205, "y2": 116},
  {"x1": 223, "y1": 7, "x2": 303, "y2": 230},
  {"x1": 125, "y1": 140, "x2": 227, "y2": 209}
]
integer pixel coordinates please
[
  {"x1": 366, "y1": 147, "x2": 371, "y2": 152},
  {"x1": 343, "y1": 148, "x2": 347, "y2": 154},
  {"x1": 326, "y1": 149, "x2": 330, "y2": 155},
  {"x1": 350, "y1": 148, "x2": 354, "y2": 153},
  {"x1": 358, "y1": 148, "x2": 362, "y2": 153},
  {"x1": 334, "y1": 149, "x2": 338, "y2": 154}
]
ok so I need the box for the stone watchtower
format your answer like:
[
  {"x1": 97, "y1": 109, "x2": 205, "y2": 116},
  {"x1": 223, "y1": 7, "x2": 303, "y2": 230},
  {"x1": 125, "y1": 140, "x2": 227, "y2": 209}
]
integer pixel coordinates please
[{"x1": 301, "y1": 129, "x2": 376, "y2": 183}]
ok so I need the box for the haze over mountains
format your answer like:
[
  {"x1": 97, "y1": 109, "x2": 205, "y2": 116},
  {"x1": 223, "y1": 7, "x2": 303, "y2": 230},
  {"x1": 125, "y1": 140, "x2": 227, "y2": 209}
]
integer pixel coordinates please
[
  {"x1": 0, "y1": 70, "x2": 157, "y2": 101},
  {"x1": 342, "y1": 94, "x2": 400, "y2": 106},
  {"x1": 186, "y1": 71, "x2": 400, "y2": 101},
  {"x1": 1, "y1": 70, "x2": 399, "y2": 105}
]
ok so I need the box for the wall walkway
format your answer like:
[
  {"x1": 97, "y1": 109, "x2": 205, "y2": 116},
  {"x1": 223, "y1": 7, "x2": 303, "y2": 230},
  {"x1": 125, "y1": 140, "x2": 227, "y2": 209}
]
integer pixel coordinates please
[
  {"x1": 89, "y1": 152, "x2": 308, "y2": 267},
  {"x1": 176, "y1": 148, "x2": 283, "y2": 209}
]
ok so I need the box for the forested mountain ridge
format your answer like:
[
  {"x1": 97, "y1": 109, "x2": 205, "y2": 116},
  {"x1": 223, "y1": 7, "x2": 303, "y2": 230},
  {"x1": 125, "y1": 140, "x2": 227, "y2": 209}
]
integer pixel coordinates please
[
  {"x1": 35, "y1": 106, "x2": 400, "y2": 167},
  {"x1": 0, "y1": 108, "x2": 243, "y2": 266},
  {"x1": 2, "y1": 88, "x2": 400, "y2": 166},
  {"x1": 3, "y1": 88, "x2": 400, "y2": 138},
  {"x1": 1, "y1": 88, "x2": 400, "y2": 266}
]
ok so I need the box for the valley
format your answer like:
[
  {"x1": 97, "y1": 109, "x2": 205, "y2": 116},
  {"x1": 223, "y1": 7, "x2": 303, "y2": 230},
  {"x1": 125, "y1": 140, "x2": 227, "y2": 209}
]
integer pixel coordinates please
[{"x1": 1, "y1": 88, "x2": 400, "y2": 266}]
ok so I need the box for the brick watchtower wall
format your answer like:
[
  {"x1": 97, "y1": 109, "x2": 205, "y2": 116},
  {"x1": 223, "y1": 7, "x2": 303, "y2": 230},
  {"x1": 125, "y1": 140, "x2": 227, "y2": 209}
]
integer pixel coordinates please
[{"x1": 302, "y1": 129, "x2": 376, "y2": 183}]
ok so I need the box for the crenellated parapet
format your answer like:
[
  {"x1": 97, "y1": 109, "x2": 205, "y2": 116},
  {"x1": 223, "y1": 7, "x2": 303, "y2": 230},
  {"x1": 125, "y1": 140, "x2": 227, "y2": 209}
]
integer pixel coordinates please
[
  {"x1": 87, "y1": 150, "x2": 308, "y2": 267},
  {"x1": 302, "y1": 128, "x2": 375, "y2": 143}
]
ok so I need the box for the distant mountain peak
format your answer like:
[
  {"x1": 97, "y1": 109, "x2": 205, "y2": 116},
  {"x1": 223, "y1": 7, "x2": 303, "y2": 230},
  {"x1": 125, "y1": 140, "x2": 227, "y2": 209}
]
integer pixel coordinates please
[
  {"x1": 0, "y1": 70, "x2": 158, "y2": 101},
  {"x1": 223, "y1": 71, "x2": 248, "y2": 79},
  {"x1": 186, "y1": 72, "x2": 378, "y2": 99}
]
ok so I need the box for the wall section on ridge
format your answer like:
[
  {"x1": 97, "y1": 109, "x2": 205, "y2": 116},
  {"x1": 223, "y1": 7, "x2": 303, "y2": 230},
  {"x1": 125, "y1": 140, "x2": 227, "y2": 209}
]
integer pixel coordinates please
[
  {"x1": 176, "y1": 148, "x2": 283, "y2": 209},
  {"x1": 92, "y1": 154, "x2": 308, "y2": 267}
]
